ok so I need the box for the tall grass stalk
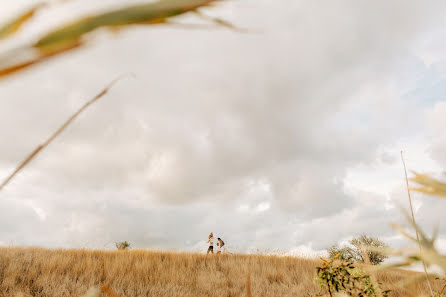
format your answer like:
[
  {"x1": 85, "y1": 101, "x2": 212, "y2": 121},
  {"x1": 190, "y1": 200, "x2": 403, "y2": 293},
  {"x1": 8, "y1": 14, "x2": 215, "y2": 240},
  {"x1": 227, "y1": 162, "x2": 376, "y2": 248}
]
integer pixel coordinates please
[
  {"x1": 401, "y1": 150, "x2": 434, "y2": 297},
  {"x1": 0, "y1": 76, "x2": 127, "y2": 192},
  {"x1": 246, "y1": 266, "x2": 252, "y2": 297}
]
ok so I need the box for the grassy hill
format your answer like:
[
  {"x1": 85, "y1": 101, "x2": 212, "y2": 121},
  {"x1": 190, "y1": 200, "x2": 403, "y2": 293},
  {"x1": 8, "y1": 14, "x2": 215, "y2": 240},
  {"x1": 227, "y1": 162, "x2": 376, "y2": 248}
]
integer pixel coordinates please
[{"x1": 0, "y1": 247, "x2": 442, "y2": 297}]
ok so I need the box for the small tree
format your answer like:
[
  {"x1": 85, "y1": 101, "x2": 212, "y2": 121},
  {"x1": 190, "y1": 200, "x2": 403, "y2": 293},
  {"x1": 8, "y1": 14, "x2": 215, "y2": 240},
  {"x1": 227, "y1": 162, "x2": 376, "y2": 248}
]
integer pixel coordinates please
[
  {"x1": 115, "y1": 241, "x2": 130, "y2": 250},
  {"x1": 328, "y1": 235, "x2": 388, "y2": 265}
]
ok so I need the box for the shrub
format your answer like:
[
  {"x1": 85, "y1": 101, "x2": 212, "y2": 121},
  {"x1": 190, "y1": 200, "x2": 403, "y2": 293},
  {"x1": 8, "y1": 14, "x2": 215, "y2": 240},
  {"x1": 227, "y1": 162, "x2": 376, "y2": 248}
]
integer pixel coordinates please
[
  {"x1": 313, "y1": 255, "x2": 390, "y2": 297},
  {"x1": 328, "y1": 235, "x2": 388, "y2": 265},
  {"x1": 115, "y1": 241, "x2": 130, "y2": 250}
]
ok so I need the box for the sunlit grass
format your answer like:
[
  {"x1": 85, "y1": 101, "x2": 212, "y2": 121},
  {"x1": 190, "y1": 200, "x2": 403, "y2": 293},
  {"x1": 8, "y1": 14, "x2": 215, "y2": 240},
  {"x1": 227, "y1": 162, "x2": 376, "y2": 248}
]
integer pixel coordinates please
[{"x1": 0, "y1": 247, "x2": 443, "y2": 297}]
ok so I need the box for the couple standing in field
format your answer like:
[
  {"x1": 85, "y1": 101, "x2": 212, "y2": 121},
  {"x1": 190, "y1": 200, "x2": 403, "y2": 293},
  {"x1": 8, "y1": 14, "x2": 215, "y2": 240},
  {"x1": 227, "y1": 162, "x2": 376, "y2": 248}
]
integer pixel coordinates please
[{"x1": 206, "y1": 232, "x2": 225, "y2": 255}]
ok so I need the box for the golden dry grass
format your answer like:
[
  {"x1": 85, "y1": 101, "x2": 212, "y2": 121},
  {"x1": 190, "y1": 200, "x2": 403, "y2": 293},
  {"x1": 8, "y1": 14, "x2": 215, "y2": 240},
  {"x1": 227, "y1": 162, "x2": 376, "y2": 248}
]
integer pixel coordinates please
[{"x1": 0, "y1": 247, "x2": 443, "y2": 297}]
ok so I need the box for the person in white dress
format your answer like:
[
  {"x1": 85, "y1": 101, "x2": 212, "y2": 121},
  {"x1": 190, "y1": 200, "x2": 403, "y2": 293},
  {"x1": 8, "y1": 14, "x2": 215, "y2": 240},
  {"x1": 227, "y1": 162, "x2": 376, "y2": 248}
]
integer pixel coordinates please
[{"x1": 206, "y1": 232, "x2": 214, "y2": 255}]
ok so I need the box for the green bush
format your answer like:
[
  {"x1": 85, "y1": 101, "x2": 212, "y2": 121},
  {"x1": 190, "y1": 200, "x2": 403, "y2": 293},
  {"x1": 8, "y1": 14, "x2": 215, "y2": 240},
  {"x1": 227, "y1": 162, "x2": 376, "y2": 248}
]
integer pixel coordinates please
[
  {"x1": 312, "y1": 255, "x2": 390, "y2": 297},
  {"x1": 115, "y1": 241, "x2": 131, "y2": 250}
]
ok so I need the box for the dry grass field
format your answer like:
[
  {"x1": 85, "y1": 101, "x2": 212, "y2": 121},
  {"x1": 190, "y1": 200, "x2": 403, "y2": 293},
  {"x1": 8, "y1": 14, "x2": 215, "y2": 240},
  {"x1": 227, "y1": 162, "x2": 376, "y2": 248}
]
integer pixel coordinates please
[{"x1": 0, "y1": 247, "x2": 444, "y2": 297}]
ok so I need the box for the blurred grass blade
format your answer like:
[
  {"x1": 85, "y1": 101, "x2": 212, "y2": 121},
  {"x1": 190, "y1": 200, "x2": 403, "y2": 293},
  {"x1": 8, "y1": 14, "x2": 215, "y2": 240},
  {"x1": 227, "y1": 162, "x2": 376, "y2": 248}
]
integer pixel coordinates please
[
  {"x1": 0, "y1": 76, "x2": 126, "y2": 192},
  {"x1": 401, "y1": 210, "x2": 435, "y2": 249},
  {"x1": 391, "y1": 223, "x2": 418, "y2": 244},
  {"x1": 409, "y1": 172, "x2": 446, "y2": 198},
  {"x1": 0, "y1": 4, "x2": 45, "y2": 40},
  {"x1": 193, "y1": 10, "x2": 248, "y2": 32},
  {"x1": 0, "y1": 42, "x2": 82, "y2": 79},
  {"x1": 393, "y1": 210, "x2": 436, "y2": 251},
  {"x1": 392, "y1": 219, "x2": 446, "y2": 273},
  {"x1": 35, "y1": 0, "x2": 219, "y2": 54},
  {"x1": 0, "y1": 0, "x2": 220, "y2": 78}
]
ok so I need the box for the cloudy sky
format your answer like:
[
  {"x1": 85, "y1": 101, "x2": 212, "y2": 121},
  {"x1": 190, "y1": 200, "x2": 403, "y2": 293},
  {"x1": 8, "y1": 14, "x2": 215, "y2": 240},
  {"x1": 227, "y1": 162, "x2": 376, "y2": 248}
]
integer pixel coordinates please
[{"x1": 0, "y1": 0, "x2": 446, "y2": 255}]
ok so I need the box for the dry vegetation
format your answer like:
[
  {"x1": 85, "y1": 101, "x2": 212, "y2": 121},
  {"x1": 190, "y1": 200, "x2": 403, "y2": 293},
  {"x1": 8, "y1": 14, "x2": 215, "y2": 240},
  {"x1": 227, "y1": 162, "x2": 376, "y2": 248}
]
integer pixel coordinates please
[{"x1": 0, "y1": 247, "x2": 443, "y2": 297}]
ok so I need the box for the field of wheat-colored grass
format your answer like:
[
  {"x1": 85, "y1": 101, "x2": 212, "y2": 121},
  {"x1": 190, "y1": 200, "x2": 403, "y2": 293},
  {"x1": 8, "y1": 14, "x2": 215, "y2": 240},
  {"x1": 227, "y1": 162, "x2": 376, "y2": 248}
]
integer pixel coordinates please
[{"x1": 0, "y1": 247, "x2": 443, "y2": 297}]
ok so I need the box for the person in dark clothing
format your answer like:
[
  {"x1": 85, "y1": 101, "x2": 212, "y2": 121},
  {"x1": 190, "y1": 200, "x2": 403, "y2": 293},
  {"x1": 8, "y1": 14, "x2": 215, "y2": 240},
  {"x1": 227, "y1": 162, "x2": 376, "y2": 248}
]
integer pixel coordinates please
[{"x1": 217, "y1": 237, "x2": 225, "y2": 254}]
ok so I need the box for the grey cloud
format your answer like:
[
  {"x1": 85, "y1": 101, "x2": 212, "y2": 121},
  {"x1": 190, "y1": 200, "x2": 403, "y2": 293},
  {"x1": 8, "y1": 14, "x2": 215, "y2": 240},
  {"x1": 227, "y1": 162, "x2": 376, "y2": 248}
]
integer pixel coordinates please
[{"x1": 1, "y1": 0, "x2": 446, "y2": 250}]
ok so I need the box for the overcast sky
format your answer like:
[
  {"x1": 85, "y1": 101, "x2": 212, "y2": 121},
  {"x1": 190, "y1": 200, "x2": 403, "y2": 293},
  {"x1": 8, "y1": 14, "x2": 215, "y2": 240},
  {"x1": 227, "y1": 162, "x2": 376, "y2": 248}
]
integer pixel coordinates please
[{"x1": 0, "y1": 0, "x2": 446, "y2": 255}]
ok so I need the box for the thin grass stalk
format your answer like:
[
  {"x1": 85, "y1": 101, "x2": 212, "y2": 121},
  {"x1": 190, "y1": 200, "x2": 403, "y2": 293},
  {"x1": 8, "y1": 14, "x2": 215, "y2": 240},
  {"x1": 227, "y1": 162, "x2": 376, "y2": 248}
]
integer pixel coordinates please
[
  {"x1": 401, "y1": 150, "x2": 434, "y2": 297},
  {"x1": 0, "y1": 75, "x2": 128, "y2": 192},
  {"x1": 246, "y1": 265, "x2": 252, "y2": 297}
]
